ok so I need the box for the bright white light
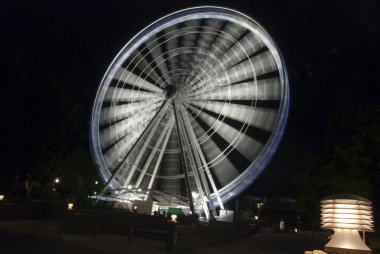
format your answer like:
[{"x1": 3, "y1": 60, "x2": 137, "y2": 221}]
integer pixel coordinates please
[
  {"x1": 54, "y1": 178, "x2": 60, "y2": 183},
  {"x1": 254, "y1": 215, "x2": 259, "y2": 220},
  {"x1": 322, "y1": 208, "x2": 371, "y2": 214},
  {"x1": 67, "y1": 203, "x2": 74, "y2": 209},
  {"x1": 324, "y1": 203, "x2": 367, "y2": 209},
  {"x1": 95, "y1": 180, "x2": 99, "y2": 185},
  {"x1": 280, "y1": 220, "x2": 284, "y2": 230},
  {"x1": 127, "y1": 185, "x2": 133, "y2": 190},
  {"x1": 94, "y1": 191, "x2": 97, "y2": 195},
  {"x1": 191, "y1": 191, "x2": 199, "y2": 199},
  {"x1": 171, "y1": 214, "x2": 178, "y2": 222},
  {"x1": 321, "y1": 195, "x2": 373, "y2": 253},
  {"x1": 322, "y1": 213, "x2": 371, "y2": 219},
  {"x1": 321, "y1": 199, "x2": 374, "y2": 231},
  {"x1": 0, "y1": 195, "x2": 4, "y2": 201}
]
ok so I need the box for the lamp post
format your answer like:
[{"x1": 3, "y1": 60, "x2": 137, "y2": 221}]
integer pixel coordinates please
[
  {"x1": 257, "y1": 202, "x2": 263, "y2": 218},
  {"x1": 321, "y1": 194, "x2": 374, "y2": 254},
  {"x1": 52, "y1": 177, "x2": 60, "y2": 191}
]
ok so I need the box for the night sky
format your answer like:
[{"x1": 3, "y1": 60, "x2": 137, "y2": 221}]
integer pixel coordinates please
[{"x1": 1, "y1": 0, "x2": 379, "y2": 198}]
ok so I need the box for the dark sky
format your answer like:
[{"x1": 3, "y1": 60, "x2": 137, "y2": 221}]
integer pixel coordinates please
[{"x1": 1, "y1": 0, "x2": 379, "y2": 197}]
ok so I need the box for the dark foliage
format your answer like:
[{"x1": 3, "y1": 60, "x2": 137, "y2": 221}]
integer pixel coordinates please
[
  {"x1": 0, "y1": 49, "x2": 99, "y2": 207},
  {"x1": 296, "y1": 100, "x2": 380, "y2": 227}
]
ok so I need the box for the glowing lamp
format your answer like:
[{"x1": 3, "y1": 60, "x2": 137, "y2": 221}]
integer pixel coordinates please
[
  {"x1": 171, "y1": 214, "x2": 178, "y2": 222},
  {"x1": 321, "y1": 194, "x2": 373, "y2": 254},
  {"x1": 67, "y1": 203, "x2": 74, "y2": 209},
  {"x1": 0, "y1": 194, "x2": 4, "y2": 201}
]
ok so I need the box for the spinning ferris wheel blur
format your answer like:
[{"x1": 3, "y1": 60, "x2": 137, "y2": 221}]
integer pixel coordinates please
[{"x1": 90, "y1": 6, "x2": 289, "y2": 219}]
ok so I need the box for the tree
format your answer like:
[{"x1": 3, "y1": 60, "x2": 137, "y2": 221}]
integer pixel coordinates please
[
  {"x1": 296, "y1": 100, "x2": 380, "y2": 227},
  {"x1": 0, "y1": 49, "x2": 100, "y2": 207},
  {"x1": 26, "y1": 75, "x2": 100, "y2": 207},
  {"x1": 38, "y1": 147, "x2": 99, "y2": 207}
]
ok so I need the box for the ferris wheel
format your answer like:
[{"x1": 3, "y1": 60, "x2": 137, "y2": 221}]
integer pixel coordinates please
[{"x1": 90, "y1": 6, "x2": 289, "y2": 218}]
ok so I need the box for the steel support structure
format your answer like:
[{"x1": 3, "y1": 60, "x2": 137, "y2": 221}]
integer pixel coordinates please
[
  {"x1": 134, "y1": 117, "x2": 173, "y2": 188},
  {"x1": 179, "y1": 104, "x2": 225, "y2": 210},
  {"x1": 177, "y1": 105, "x2": 210, "y2": 220},
  {"x1": 100, "y1": 100, "x2": 169, "y2": 195},
  {"x1": 173, "y1": 101, "x2": 195, "y2": 215},
  {"x1": 146, "y1": 118, "x2": 175, "y2": 197}
]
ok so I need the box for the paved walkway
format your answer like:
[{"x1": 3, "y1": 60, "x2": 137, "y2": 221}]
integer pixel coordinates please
[{"x1": 0, "y1": 220, "x2": 327, "y2": 254}]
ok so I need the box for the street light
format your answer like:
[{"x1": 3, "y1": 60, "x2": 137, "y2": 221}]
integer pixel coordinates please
[
  {"x1": 52, "y1": 178, "x2": 59, "y2": 192},
  {"x1": 321, "y1": 194, "x2": 373, "y2": 254},
  {"x1": 257, "y1": 202, "x2": 263, "y2": 217}
]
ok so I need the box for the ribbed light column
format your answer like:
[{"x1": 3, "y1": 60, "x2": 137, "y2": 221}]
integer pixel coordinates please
[{"x1": 321, "y1": 194, "x2": 374, "y2": 254}]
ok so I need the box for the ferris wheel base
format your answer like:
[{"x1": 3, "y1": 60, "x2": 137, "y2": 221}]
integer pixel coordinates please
[{"x1": 216, "y1": 209, "x2": 234, "y2": 222}]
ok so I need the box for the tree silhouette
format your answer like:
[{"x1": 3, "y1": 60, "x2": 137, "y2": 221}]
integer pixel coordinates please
[
  {"x1": 296, "y1": 100, "x2": 380, "y2": 227},
  {"x1": 0, "y1": 49, "x2": 99, "y2": 206}
]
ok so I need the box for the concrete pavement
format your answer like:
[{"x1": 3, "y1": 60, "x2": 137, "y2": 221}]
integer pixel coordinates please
[{"x1": 0, "y1": 220, "x2": 327, "y2": 254}]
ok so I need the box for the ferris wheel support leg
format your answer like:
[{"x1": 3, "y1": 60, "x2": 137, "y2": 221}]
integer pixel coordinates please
[
  {"x1": 121, "y1": 106, "x2": 167, "y2": 189},
  {"x1": 179, "y1": 106, "x2": 211, "y2": 196},
  {"x1": 178, "y1": 105, "x2": 211, "y2": 220},
  {"x1": 146, "y1": 119, "x2": 174, "y2": 199},
  {"x1": 99, "y1": 100, "x2": 170, "y2": 195},
  {"x1": 173, "y1": 102, "x2": 196, "y2": 215},
  {"x1": 134, "y1": 117, "x2": 174, "y2": 188},
  {"x1": 178, "y1": 104, "x2": 225, "y2": 210}
]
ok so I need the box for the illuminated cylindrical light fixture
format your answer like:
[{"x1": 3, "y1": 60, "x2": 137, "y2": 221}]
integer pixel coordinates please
[{"x1": 321, "y1": 194, "x2": 374, "y2": 254}]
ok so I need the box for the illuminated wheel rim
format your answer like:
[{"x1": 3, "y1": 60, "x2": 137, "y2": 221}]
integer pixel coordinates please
[{"x1": 90, "y1": 6, "x2": 289, "y2": 213}]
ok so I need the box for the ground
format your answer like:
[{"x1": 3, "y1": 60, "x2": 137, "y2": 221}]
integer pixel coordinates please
[{"x1": 0, "y1": 220, "x2": 327, "y2": 254}]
